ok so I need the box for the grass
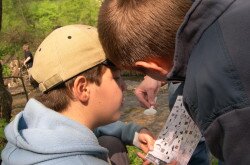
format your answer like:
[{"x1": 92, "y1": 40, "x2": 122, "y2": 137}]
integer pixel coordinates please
[
  {"x1": 127, "y1": 146, "x2": 143, "y2": 164},
  {"x1": 0, "y1": 119, "x2": 8, "y2": 152},
  {"x1": 127, "y1": 146, "x2": 219, "y2": 165}
]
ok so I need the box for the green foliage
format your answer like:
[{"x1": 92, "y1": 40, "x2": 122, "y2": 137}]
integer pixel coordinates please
[
  {"x1": 1, "y1": 0, "x2": 101, "y2": 60},
  {"x1": 127, "y1": 146, "x2": 143, "y2": 165},
  {"x1": 2, "y1": 64, "x2": 11, "y2": 76},
  {"x1": 2, "y1": 0, "x2": 24, "y2": 32},
  {"x1": 127, "y1": 145, "x2": 220, "y2": 165},
  {"x1": 0, "y1": 41, "x2": 21, "y2": 59},
  {"x1": 0, "y1": 119, "x2": 7, "y2": 139},
  {"x1": 27, "y1": 0, "x2": 62, "y2": 33},
  {"x1": 58, "y1": 0, "x2": 100, "y2": 26},
  {"x1": 24, "y1": 0, "x2": 100, "y2": 33},
  {"x1": 0, "y1": 119, "x2": 8, "y2": 152},
  {"x1": 211, "y1": 155, "x2": 219, "y2": 165}
]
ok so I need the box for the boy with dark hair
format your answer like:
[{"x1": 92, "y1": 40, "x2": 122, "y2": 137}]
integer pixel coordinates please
[
  {"x1": 1, "y1": 25, "x2": 155, "y2": 165},
  {"x1": 98, "y1": 0, "x2": 250, "y2": 164}
]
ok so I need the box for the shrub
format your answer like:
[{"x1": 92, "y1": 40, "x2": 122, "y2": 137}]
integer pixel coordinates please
[{"x1": 0, "y1": 119, "x2": 8, "y2": 152}]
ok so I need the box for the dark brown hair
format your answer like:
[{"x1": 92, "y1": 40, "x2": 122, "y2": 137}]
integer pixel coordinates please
[
  {"x1": 35, "y1": 64, "x2": 107, "y2": 112},
  {"x1": 98, "y1": 0, "x2": 191, "y2": 69}
]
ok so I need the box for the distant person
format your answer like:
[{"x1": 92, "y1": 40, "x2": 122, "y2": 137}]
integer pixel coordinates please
[
  {"x1": 22, "y1": 44, "x2": 33, "y2": 69},
  {"x1": 1, "y1": 25, "x2": 155, "y2": 165}
]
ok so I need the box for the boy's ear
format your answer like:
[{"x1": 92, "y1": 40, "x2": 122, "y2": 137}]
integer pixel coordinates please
[
  {"x1": 134, "y1": 61, "x2": 168, "y2": 75},
  {"x1": 72, "y1": 76, "x2": 89, "y2": 102}
]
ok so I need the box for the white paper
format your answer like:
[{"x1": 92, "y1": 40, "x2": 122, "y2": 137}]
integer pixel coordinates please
[{"x1": 146, "y1": 96, "x2": 201, "y2": 165}]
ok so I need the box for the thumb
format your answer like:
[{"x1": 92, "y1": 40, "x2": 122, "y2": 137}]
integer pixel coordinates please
[
  {"x1": 147, "y1": 138, "x2": 154, "y2": 151},
  {"x1": 147, "y1": 90, "x2": 156, "y2": 106},
  {"x1": 134, "y1": 89, "x2": 151, "y2": 108},
  {"x1": 143, "y1": 135, "x2": 155, "y2": 152}
]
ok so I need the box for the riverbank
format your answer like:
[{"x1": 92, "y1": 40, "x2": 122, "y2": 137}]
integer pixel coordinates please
[{"x1": 121, "y1": 79, "x2": 169, "y2": 135}]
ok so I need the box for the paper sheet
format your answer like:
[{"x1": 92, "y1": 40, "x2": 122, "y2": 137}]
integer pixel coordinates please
[{"x1": 146, "y1": 96, "x2": 201, "y2": 165}]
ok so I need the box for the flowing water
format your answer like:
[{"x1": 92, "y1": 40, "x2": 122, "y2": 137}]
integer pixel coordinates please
[{"x1": 120, "y1": 77, "x2": 170, "y2": 135}]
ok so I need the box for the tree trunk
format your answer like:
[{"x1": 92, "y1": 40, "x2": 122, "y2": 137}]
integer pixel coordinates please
[
  {"x1": 0, "y1": 63, "x2": 12, "y2": 155},
  {"x1": 0, "y1": 0, "x2": 2, "y2": 31},
  {"x1": 0, "y1": 63, "x2": 12, "y2": 123},
  {"x1": 0, "y1": 1, "x2": 12, "y2": 123}
]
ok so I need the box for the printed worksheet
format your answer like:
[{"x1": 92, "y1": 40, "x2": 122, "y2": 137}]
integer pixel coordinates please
[{"x1": 146, "y1": 96, "x2": 201, "y2": 165}]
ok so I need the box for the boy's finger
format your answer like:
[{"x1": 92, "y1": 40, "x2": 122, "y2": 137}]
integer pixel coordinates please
[
  {"x1": 140, "y1": 144, "x2": 149, "y2": 153},
  {"x1": 168, "y1": 160, "x2": 178, "y2": 165},
  {"x1": 137, "y1": 152, "x2": 151, "y2": 165},
  {"x1": 143, "y1": 160, "x2": 152, "y2": 165},
  {"x1": 137, "y1": 152, "x2": 146, "y2": 160}
]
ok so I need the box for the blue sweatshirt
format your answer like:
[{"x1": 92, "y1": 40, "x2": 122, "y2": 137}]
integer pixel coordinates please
[{"x1": 1, "y1": 99, "x2": 142, "y2": 165}]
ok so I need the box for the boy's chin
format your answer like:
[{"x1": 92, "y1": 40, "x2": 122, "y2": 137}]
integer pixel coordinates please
[
  {"x1": 110, "y1": 115, "x2": 121, "y2": 123},
  {"x1": 103, "y1": 114, "x2": 121, "y2": 125}
]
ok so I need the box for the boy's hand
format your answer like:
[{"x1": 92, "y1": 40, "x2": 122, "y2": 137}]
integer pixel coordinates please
[
  {"x1": 136, "y1": 128, "x2": 155, "y2": 164},
  {"x1": 137, "y1": 152, "x2": 151, "y2": 165},
  {"x1": 137, "y1": 128, "x2": 156, "y2": 153},
  {"x1": 134, "y1": 76, "x2": 161, "y2": 108},
  {"x1": 136, "y1": 129, "x2": 177, "y2": 165},
  {"x1": 137, "y1": 152, "x2": 177, "y2": 165}
]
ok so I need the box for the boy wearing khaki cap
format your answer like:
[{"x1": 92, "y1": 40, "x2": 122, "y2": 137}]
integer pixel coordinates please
[{"x1": 1, "y1": 25, "x2": 154, "y2": 165}]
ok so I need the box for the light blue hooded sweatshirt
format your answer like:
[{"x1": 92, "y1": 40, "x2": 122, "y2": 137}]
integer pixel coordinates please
[{"x1": 1, "y1": 99, "x2": 142, "y2": 165}]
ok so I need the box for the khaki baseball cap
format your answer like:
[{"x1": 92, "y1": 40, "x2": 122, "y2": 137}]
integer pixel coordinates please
[{"x1": 30, "y1": 24, "x2": 106, "y2": 92}]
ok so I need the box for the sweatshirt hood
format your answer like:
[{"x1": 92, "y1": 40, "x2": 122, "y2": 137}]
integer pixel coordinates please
[
  {"x1": 1, "y1": 99, "x2": 108, "y2": 164},
  {"x1": 167, "y1": 0, "x2": 236, "y2": 81}
]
